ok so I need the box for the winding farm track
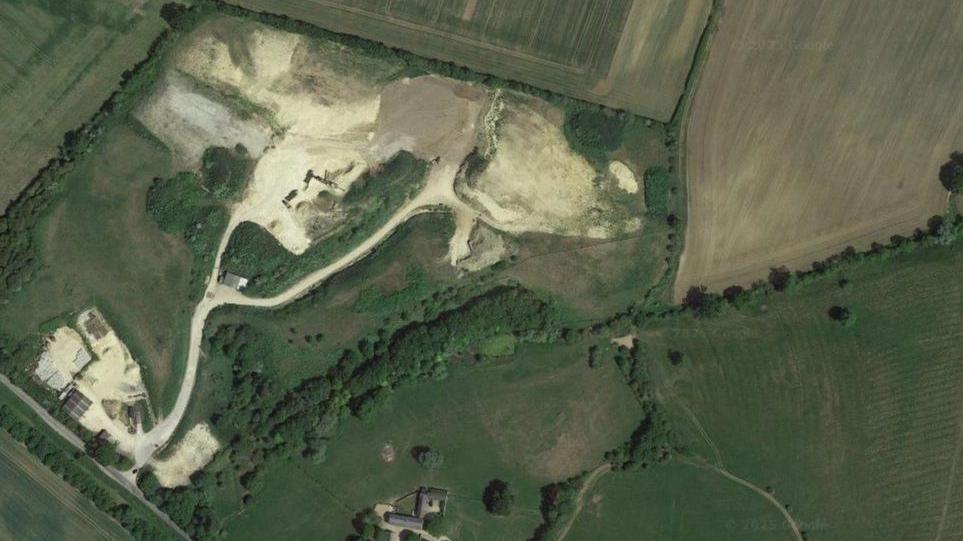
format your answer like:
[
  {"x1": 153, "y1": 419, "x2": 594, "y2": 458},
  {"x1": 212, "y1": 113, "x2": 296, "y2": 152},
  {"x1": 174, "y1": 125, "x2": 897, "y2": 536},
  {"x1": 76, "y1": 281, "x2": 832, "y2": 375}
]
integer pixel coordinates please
[
  {"x1": 134, "y1": 149, "x2": 479, "y2": 467},
  {"x1": 555, "y1": 463, "x2": 611, "y2": 541},
  {"x1": 680, "y1": 456, "x2": 804, "y2": 541}
]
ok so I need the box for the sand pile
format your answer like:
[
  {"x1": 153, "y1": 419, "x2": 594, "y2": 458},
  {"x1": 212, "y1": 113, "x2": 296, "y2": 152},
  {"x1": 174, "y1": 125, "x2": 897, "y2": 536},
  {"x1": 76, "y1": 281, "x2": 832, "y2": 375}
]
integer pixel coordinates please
[{"x1": 151, "y1": 423, "x2": 220, "y2": 487}]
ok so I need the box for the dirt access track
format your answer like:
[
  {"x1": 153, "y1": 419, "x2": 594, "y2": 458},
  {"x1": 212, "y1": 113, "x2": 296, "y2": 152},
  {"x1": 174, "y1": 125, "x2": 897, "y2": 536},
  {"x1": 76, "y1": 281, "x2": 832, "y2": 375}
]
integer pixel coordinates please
[{"x1": 675, "y1": 0, "x2": 962, "y2": 298}]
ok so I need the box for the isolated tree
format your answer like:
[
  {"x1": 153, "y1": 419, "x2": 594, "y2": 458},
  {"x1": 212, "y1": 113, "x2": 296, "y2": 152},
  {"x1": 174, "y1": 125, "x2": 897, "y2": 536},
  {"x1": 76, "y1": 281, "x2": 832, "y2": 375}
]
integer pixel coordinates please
[
  {"x1": 939, "y1": 151, "x2": 963, "y2": 193},
  {"x1": 668, "y1": 350, "x2": 685, "y2": 365},
  {"x1": 415, "y1": 447, "x2": 444, "y2": 470},
  {"x1": 828, "y1": 305, "x2": 854, "y2": 327},
  {"x1": 482, "y1": 479, "x2": 515, "y2": 516}
]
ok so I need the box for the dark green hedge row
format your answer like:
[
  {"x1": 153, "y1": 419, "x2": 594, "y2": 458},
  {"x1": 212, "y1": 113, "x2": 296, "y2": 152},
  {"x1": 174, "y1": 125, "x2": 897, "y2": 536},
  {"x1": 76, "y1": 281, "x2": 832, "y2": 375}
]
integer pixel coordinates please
[
  {"x1": 0, "y1": 7, "x2": 206, "y2": 302},
  {"x1": 0, "y1": 404, "x2": 176, "y2": 540}
]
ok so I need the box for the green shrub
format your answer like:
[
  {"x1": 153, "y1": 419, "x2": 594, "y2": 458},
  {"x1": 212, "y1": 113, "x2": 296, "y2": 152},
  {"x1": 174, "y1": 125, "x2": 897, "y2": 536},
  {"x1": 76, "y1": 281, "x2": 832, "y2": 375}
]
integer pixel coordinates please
[
  {"x1": 482, "y1": 479, "x2": 514, "y2": 516},
  {"x1": 146, "y1": 172, "x2": 209, "y2": 233},
  {"x1": 940, "y1": 151, "x2": 963, "y2": 193},
  {"x1": 563, "y1": 107, "x2": 626, "y2": 162},
  {"x1": 415, "y1": 447, "x2": 444, "y2": 470},
  {"x1": 145, "y1": 170, "x2": 230, "y2": 299},
  {"x1": 200, "y1": 144, "x2": 253, "y2": 199},
  {"x1": 642, "y1": 166, "x2": 675, "y2": 216}
]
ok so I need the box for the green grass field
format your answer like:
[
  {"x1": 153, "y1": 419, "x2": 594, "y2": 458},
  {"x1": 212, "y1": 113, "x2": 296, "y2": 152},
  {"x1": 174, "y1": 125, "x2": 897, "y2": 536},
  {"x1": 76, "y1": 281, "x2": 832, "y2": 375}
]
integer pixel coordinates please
[
  {"x1": 0, "y1": 120, "x2": 192, "y2": 414},
  {"x1": 214, "y1": 341, "x2": 640, "y2": 540},
  {"x1": 0, "y1": 432, "x2": 131, "y2": 541},
  {"x1": 227, "y1": 0, "x2": 710, "y2": 121},
  {"x1": 567, "y1": 464, "x2": 790, "y2": 540},
  {"x1": 0, "y1": 0, "x2": 169, "y2": 210},
  {"x1": 630, "y1": 241, "x2": 963, "y2": 540}
]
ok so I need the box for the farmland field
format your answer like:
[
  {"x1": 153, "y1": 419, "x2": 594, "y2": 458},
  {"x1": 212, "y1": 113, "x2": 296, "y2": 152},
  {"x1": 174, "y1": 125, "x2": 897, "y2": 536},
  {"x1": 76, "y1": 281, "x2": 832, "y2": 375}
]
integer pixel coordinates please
[
  {"x1": 215, "y1": 341, "x2": 641, "y2": 540},
  {"x1": 0, "y1": 0, "x2": 168, "y2": 211},
  {"x1": 676, "y1": 0, "x2": 962, "y2": 297},
  {"x1": 646, "y1": 241, "x2": 963, "y2": 539},
  {"x1": 567, "y1": 465, "x2": 790, "y2": 540},
  {"x1": 0, "y1": 432, "x2": 131, "y2": 541},
  {"x1": 227, "y1": 0, "x2": 711, "y2": 121}
]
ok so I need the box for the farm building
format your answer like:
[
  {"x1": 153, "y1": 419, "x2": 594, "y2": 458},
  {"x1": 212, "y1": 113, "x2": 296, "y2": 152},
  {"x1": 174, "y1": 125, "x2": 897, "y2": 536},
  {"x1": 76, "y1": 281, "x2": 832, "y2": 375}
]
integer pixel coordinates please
[
  {"x1": 384, "y1": 512, "x2": 424, "y2": 530},
  {"x1": 63, "y1": 388, "x2": 93, "y2": 420},
  {"x1": 415, "y1": 487, "x2": 448, "y2": 518},
  {"x1": 33, "y1": 327, "x2": 93, "y2": 391},
  {"x1": 219, "y1": 271, "x2": 249, "y2": 291}
]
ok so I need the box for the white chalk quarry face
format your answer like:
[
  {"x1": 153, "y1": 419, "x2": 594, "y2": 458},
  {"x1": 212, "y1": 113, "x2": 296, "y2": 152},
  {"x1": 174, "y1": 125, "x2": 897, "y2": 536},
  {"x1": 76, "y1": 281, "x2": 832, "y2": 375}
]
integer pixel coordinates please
[{"x1": 458, "y1": 93, "x2": 640, "y2": 239}]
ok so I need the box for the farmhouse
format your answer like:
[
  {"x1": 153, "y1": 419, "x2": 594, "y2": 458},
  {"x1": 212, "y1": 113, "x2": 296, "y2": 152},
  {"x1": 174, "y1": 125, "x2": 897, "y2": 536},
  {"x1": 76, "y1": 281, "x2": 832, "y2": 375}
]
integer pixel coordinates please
[
  {"x1": 379, "y1": 486, "x2": 448, "y2": 533},
  {"x1": 218, "y1": 271, "x2": 249, "y2": 291},
  {"x1": 415, "y1": 487, "x2": 448, "y2": 518}
]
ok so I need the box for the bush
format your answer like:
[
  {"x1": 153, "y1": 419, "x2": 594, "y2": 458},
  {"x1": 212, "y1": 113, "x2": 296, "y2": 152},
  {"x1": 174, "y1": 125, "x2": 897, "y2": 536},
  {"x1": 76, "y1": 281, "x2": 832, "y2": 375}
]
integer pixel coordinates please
[
  {"x1": 828, "y1": 305, "x2": 854, "y2": 327},
  {"x1": 643, "y1": 166, "x2": 676, "y2": 216},
  {"x1": 145, "y1": 171, "x2": 229, "y2": 299},
  {"x1": 200, "y1": 144, "x2": 253, "y2": 199},
  {"x1": 415, "y1": 447, "x2": 444, "y2": 470},
  {"x1": 563, "y1": 106, "x2": 625, "y2": 161},
  {"x1": 145, "y1": 172, "x2": 209, "y2": 233},
  {"x1": 939, "y1": 151, "x2": 963, "y2": 193},
  {"x1": 482, "y1": 479, "x2": 514, "y2": 516}
]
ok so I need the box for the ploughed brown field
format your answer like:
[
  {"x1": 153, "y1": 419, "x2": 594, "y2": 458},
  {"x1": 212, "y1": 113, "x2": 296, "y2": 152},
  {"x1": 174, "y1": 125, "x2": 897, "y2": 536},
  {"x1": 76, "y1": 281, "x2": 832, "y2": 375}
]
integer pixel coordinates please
[
  {"x1": 227, "y1": 0, "x2": 711, "y2": 122},
  {"x1": 675, "y1": 0, "x2": 962, "y2": 298}
]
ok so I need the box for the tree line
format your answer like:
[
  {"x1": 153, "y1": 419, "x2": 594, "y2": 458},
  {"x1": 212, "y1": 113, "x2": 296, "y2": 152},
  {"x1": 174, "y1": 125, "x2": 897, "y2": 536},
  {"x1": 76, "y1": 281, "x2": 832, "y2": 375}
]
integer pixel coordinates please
[
  {"x1": 0, "y1": 404, "x2": 176, "y2": 540},
  {"x1": 138, "y1": 285, "x2": 557, "y2": 538}
]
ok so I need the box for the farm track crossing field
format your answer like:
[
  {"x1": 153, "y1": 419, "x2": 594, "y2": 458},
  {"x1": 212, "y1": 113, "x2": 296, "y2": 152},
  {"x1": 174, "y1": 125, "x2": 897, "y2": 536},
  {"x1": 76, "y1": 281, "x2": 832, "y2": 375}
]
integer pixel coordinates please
[
  {"x1": 227, "y1": 0, "x2": 710, "y2": 121},
  {"x1": 649, "y1": 243, "x2": 963, "y2": 540},
  {"x1": 676, "y1": 0, "x2": 962, "y2": 297},
  {"x1": 0, "y1": 431, "x2": 131, "y2": 541},
  {"x1": 0, "y1": 0, "x2": 168, "y2": 211},
  {"x1": 567, "y1": 465, "x2": 790, "y2": 540}
]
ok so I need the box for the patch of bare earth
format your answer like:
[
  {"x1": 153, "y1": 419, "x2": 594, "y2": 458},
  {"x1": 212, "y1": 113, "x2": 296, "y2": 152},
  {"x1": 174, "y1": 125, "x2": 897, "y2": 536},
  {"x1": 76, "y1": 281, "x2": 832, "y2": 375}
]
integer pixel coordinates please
[
  {"x1": 151, "y1": 423, "x2": 220, "y2": 487},
  {"x1": 457, "y1": 92, "x2": 641, "y2": 239},
  {"x1": 455, "y1": 222, "x2": 513, "y2": 272}
]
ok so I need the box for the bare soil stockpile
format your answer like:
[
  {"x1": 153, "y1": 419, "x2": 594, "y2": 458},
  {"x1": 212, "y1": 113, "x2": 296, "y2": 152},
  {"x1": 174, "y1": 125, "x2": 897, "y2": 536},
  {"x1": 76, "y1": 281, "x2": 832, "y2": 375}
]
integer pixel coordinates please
[
  {"x1": 226, "y1": 0, "x2": 710, "y2": 121},
  {"x1": 676, "y1": 0, "x2": 962, "y2": 298}
]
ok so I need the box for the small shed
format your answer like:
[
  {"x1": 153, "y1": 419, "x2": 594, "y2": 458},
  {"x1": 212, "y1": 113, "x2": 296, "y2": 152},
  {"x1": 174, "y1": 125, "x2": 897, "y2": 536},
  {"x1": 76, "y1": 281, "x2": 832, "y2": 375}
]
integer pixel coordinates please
[{"x1": 219, "y1": 271, "x2": 249, "y2": 291}]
